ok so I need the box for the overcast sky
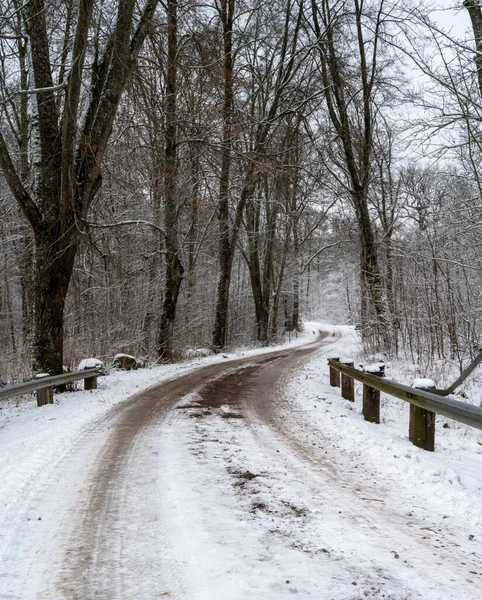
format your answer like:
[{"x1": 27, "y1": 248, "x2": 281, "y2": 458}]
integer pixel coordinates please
[{"x1": 433, "y1": 0, "x2": 472, "y2": 39}]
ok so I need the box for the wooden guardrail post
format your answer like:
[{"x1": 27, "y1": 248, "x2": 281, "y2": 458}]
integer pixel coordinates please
[
  {"x1": 36, "y1": 387, "x2": 53, "y2": 406},
  {"x1": 409, "y1": 406, "x2": 435, "y2": 451},
  {"x1": 84, "y1": 375, "x2": 98, "y2": 390},
  {"x1": 341, "y1": 360, "x2": 355, "y2": 402},
  {"x1": 409, "y1": 380, "x2": 436, "y2": 452},
  {"x1": 329, "y1": 357, "x2": 340, "y2": 387},
  {"x1": 362, "y1": 365, "x2": 384, "y2": 424},
  {"x1": 35, "y1": 374, "x2": 53, "y2": 407}
]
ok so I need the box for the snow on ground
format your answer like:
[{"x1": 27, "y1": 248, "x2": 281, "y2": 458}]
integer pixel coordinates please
[
  {"x1": 1, "y1": 324, "x2": 481, "y2": 599},
  {"x1": 279, "y1": 325, "x2": 482, "y2": 592},
  {"x1": 148, "y1": 323, "x2": 482, "y2": 599},
  {"x1": 0, "y1": 328, "x2": 315, "y2": 596}
]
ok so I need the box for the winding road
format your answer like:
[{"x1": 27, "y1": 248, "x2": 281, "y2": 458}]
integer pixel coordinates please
[{"x1": 2, "y1": 328, "x2": 481, "y2": 599}]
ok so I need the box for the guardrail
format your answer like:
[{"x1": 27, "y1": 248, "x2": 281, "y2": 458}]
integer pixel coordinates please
[
  {"x1": 0, "y1": 368, "x2": 101, "y2": 407},
  {"x1": 328, "y1": 358, "x2": 482, "y2": 452}
]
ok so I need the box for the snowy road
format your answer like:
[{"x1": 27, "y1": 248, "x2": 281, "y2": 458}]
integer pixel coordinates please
[{"x1": 1, "y1": 326, "x2": 481, "y2": 599}]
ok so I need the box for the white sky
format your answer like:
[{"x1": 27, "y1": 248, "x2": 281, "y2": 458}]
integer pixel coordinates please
[{"x1": 433, "y1": 0, "x2": 473, "y2": 40}]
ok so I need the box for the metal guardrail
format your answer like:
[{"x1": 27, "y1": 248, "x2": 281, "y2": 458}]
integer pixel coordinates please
[
  {"x1": 328, "y1": 359, "x2": 482, "y2": 451},
  {"x1": 0, "y1": 368, "x2": 101, "y2": 406},
  {"x1": 328, "y1": 360, "x2": 482, "y2": 429}
]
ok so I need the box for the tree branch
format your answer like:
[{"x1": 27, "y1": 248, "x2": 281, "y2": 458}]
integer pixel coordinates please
[
  {"x1": 301, "y1": 241, "x2": 340, "y2": 275},
  {"x1": 87, "y1": 219, "x2": 166, "y2": 236},
  {"x1": 24, "y1": 0, "x2": 60, "y2": 158},
  {"x1": 76, "y1": 0, "x2": 160, "y2": 217},
  {"x1": 0, "y1": 128, "x2": 42, "y2": 230},
  {"x1": 60, "y1": 0, "x2": 95, "y2": 229}
]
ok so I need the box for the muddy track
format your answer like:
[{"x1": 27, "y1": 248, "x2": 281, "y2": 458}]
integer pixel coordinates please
[
  {"x1": 55, "y1": 334, "x2": 327, "y2": 597},
  {"x1": 10, "y1": 326, "x2": 473, "y2": 599}
]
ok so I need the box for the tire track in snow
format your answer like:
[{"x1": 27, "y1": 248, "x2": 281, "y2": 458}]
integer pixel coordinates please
[
  {"x1": 239, "y1": 339, "x2": 482, "y2": 598},
  {"x1": 48, "y1": 342, "x2": 325, "y2": 599}
]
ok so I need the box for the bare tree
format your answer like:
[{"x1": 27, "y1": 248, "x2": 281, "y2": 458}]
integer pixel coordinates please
[
  {"x1": 309, "y1": 0, "x2": 395, "y2": 354},
  {"x1": 0, "y1": 0, "x2": 159, "y2": 374},
  {"x1": 213, "y1": 0, "x2": 308, "y2": 347},
  {"x1": 157, "y1": 0, "x2": 184, "y2": 361},
  {"x1": 211, "y1": 0, "x2": 236, "y2": 351}
]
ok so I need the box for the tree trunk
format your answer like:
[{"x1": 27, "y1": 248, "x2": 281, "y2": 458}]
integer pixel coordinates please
[
  {"x1": 292, "y1": 213, "x2": 301, "y2": 332},
  {"x1": 359, "y1": 251, "x2": 368, "y2": 328},
  {"x1": 465, "y1": 0, "x2": 482, "y2": 97},
  {"x1": 246, "y1": 243, "x2": 269, "y2": 344},
  {"x1": 244, "y1": 181, "x2": 277, "y2": 345},
  {"x1": 187, "y1": 144, "x2": 200, "y2": 296},
  {"x1": 385, "y1": 233, "x2": 398, "y2": 353},
  {"x1": 157, "y1": 0, "x2": 182, "y2": 362},
  {"x1": 212, "y1": 261, "x2": 231, "y2": 351},
  {"x1": 270, "y1": 219, "x2": 291, "y2": 341},
  {"x1": 257, "y1": 308, "x2": 269, "y2": 344},
  {"x1": 358, "y1": 206, "x2": 394, "y2": 355},
  {"x1": 32, "y1": 235, "x2": 77, "y2": 374},
  {"x1": 311, "y1": 0, "x2": 394, "y2": 355},
  {"x1": 212, "y1": 0, "x2": 235, "y2": 352},
  {"x1": 213, "y1": 166, "x2": 255, "y2": 349},
  {"x1": 158, "y1": 255, "x2": 184, "y2": 361}
]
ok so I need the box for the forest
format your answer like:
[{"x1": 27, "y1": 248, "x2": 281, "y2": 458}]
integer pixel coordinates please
[{"x1": 1, "y1": 0, "x2": 482, "y2": 380}]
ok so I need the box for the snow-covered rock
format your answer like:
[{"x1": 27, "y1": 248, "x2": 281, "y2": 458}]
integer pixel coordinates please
[
  {"x1": 113, "y1": 354, "x2": 138, "y2": 370},
  {"x1": 78, "y1": 358, "x2": 104, "y2": 371}
]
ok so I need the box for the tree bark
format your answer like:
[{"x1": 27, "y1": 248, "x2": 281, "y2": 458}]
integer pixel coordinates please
[
  {"x1": 245, "y1": 197, "x2": 271, "y2": 344},
  {"x1": 212, "y1": 0, "x2": 235, "y2": 351},
  {"x1": 33, "y1": 235, "x2": 78, "y2": 374},
  {"x1": 157, "y1": 0, "x2": 183, "y2": 362},
  {"x1": 464, "y1": 0, "x2": 482, "y2": 97}
]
